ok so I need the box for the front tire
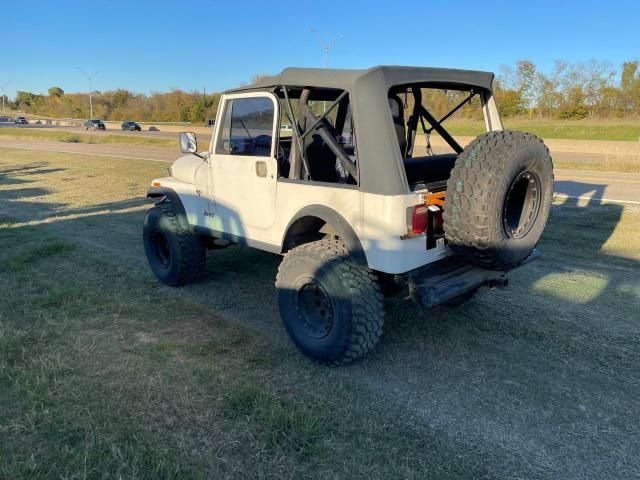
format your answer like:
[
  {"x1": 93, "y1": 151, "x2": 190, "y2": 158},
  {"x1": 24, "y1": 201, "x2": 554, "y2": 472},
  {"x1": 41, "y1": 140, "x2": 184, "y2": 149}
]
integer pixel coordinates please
[
  {"x1": 143, "y1": 202, "x2": 206, "y2": 286},
  {"x1": 276, "y1": 237, "x2": 384, "y2": 365}
]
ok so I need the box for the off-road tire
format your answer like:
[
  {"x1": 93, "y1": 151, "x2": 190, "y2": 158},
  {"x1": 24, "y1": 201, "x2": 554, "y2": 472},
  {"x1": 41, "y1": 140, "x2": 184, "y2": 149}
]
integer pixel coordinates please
[
  {"x1": 444, "y1": 130, "x2": 553, "y2": 271},
  {"x1": 276, "y1": 237, "x2": 384, "y2": 366},
  {"x1": 143, "y1": 202, "x2": 206, "y2": 286}
]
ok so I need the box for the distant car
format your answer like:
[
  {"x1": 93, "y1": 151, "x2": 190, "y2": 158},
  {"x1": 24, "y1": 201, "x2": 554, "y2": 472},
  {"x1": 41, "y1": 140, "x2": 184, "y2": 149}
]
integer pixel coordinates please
[
  {"x1": 15, "y1": 116, "x2": 28, "y2": 125},
  {"x1": 121, "y1": 121, "x2": 141, "y2": 131},
  {"x1": 84, "y1": 119, "x2": 105, "y2": 131}
]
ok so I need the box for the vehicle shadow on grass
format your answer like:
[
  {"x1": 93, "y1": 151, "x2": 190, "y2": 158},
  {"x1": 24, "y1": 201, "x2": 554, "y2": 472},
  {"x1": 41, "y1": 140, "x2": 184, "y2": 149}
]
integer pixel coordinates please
[
  {"x1": 197, "y1": 179, "x2": 638, "y2": 479},
  {"x1": 97, "y1": 192, "x2": 640, "y2": 478},
  {"x1": 2, "y1": 162, "x2": 639, "y2": 478},
  {"x1": 360, "y1": 183, "x2": 639, "y2": 479}
]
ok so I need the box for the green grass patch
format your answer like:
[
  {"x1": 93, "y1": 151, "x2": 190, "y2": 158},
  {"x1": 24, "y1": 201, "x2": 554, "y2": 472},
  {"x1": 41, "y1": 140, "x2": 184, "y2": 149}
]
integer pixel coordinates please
[
  {"x1": 1, "y1": 148, "x2": 639, "y2": 478},
  {"x1": 223, "y1": 384, "x2": 334, "y2": 460},
  {"x1": 58, "y1": 132, "x2": 82, "y2": 143},
  {"x1": 0, "y1": 212, "x2": 487, "y2": 479},
  {"x1": 435, "y1": 118, "x2": 640, "y2": 141},
  {"x1": 9, "y1": 239, "x2": 74, "y2": 268}
]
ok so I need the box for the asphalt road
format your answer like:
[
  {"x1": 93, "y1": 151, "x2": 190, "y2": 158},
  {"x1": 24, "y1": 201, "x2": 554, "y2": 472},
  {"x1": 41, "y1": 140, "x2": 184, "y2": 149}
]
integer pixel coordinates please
[
  {"x1": 0, "y1": 122, "x2": 189, "y2": 140},
  {"x1": 0, "y1": 138, "x2": 638, "y2": 206}
]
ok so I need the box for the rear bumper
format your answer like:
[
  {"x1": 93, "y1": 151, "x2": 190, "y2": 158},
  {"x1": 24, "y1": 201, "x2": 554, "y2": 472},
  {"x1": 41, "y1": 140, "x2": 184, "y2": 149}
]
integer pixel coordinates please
[{"x1": 412, "y1": 249, "x2": 540, "y2": 308}]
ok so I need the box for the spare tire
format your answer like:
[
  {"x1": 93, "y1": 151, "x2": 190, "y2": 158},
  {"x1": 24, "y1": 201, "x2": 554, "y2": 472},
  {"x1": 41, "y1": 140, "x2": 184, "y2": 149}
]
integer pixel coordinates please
[{"x1": 443, "y1": 130, "x2": 553, "y2": 271}]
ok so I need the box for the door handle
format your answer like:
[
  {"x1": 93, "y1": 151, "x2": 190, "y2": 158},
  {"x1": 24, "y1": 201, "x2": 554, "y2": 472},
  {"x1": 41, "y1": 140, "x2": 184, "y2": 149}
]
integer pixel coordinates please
[{"x1": 255, "y1": 160, "x2": 267, "y2": 177}]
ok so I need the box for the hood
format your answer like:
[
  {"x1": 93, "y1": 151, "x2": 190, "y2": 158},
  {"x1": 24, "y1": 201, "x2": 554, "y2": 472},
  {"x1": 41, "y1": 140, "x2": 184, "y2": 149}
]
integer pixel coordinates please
[{"x1": 170, "y1": 154, "x2": 206, "y2": 184}]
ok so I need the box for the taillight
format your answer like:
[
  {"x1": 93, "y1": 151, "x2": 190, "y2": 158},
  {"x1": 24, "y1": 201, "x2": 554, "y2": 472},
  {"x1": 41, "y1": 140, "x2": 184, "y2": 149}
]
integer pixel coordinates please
[{"x1": 412, "y1": 205, "x2": 428, "y2": 234}]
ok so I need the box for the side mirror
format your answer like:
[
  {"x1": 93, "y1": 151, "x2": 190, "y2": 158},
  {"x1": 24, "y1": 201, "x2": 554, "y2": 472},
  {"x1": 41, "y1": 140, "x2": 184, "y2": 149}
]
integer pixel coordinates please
[{"x1": 179, "y1": 132, "x2": 198, "y2": 154}]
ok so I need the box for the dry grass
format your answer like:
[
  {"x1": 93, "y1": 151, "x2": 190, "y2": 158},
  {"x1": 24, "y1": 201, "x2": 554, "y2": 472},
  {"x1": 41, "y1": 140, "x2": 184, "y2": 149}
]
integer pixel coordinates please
[
  {"x1": 0, "y1": 127, "x2": 177, "y2": 148},
  {"x1": 552, "y1": 154, "x2": 640, "y2": 173},
  {"x1": 1, "y1": 147, "x2": 639, "y2": 479}
]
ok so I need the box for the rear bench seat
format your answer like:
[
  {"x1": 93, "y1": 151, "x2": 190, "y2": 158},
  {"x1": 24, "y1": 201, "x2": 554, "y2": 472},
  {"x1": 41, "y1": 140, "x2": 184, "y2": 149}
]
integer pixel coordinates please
[{"x1": 404, "y1": 153, "x2": 457, "y2": 190}]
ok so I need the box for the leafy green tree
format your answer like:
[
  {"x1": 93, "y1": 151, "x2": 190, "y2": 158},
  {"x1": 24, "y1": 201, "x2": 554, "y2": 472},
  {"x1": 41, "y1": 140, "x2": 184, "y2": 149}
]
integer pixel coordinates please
[
  {"x1": 494, "y1": 86, "x2": 523, "y2": 117},
  {"x1": 48, "y1": 86, "x2": 64, "y2": 97},
  {"x1": 537, "y1": 75, "x2": 562, "y2": 116},
  {"x1": 515, "y1": 60, "x2": 538, "y2": 117},
  {"x1": 559, "y1": 87, "x2": 588, "y2": 119},
  {"x1": 620, "y1": 61, "x2": 640, "y2": 114},
  {"x1": 112, "y1": 89, "x2": 132, "y2": 108},
  {"x1": 16, "y1": 91, "x2": 34, "y2": 106}
]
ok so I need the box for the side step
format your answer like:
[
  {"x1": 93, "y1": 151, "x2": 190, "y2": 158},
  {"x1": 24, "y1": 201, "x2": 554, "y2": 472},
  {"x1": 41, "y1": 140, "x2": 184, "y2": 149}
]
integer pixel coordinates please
[{"x1": 412, "y1": 249, "x2": 540, "y2": 308}]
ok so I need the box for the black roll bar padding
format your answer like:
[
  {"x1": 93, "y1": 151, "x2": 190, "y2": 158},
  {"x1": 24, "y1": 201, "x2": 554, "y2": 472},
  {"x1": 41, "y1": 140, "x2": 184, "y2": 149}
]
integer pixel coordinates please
[
  {"x1": 299, "y1": 90, "x2": 348, "y2": 141},
  {"x1": 419, "y1": 105, "x2": 463, "y2": 154},
  {"x1": 306, "y1": 113, "x2": 358, "y2": 180},
  {"x1": 281, "y1": 85, "x2": 311, "y2": 180},
  {"x1": 334, "y1": 94, "x2": 350, "y2": 136},
  {"x1": 405, "y1": 86, "x2": 421, "y2": 158},
  {"x1": 281, "y1": 85, "x2": 357, "y2": 182},
  {"x1": 297, "y1": 88, "x2": 357, "y2": 181}
]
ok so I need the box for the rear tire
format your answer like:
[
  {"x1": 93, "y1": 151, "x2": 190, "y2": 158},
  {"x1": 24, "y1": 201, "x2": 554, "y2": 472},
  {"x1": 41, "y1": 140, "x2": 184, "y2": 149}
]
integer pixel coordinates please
[
  {"x1": 143, "y1": 202, "x2": 206, "y2": 286},
  {"x1": 276, "y1": 237, "x2": 384, "y2": 365},
  {"x1": 444, "y1": 130, "x2": 553, "y2": 270}
]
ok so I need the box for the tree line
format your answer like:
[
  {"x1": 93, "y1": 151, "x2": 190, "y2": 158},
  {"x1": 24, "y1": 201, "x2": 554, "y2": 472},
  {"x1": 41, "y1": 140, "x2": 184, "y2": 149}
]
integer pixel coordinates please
[
  {"x1": 494, "y1": 59, "x2": 640, "y2": 119},
  {"x1": 7, "y1": 88, "x2": 221, "y2": 123},
  {"x1": 5, "y1": 59, "x2": 640, "y2": 122}
]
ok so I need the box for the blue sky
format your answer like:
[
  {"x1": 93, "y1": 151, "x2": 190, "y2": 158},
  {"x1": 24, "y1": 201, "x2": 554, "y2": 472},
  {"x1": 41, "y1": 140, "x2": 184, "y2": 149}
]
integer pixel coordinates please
[{"x1": 1, "y1": 0, "x2": 638, "y2": 97}]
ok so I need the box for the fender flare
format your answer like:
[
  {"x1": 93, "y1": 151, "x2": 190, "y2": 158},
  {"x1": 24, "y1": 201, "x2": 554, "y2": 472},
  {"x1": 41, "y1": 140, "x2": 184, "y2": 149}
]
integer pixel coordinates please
[
  {"x1": 282, "y1": 204, "x2": 368, "y2": 267},
  {"x1": 147, "y1": 186, "x2": 190, "y2": 230}
]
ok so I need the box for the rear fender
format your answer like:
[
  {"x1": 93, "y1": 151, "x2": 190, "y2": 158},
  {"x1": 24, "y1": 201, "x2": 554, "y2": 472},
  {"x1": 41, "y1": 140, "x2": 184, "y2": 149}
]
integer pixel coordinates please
[{"x1": 282, "y1": 205, "x2": 368, "y2": 267}]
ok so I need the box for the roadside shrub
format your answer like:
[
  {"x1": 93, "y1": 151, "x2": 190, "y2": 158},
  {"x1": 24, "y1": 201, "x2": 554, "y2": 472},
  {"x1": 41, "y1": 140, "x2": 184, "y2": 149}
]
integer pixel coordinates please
[{"x1": 58, "y1": 133, "x2": 81, "y2": 143}]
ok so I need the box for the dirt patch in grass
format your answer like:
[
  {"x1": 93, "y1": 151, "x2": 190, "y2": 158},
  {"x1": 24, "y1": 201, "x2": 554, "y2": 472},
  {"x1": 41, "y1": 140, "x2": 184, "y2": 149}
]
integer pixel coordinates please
[{"x1": 1, "y1": 148, "x2": 639, "y2": 478}]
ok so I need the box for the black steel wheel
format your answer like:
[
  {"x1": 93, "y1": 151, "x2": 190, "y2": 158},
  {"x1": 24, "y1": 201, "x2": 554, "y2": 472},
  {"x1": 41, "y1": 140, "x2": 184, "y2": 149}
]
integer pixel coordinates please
[
  {"x1": 503, "y1": 170, "x2": 542, "y2": 239},
  {"x1": 143, "y1": 202, "x2": 206, "y2": 286},
  {"x1": 295, "y1": 278, "x2": 335, "y2": 339},
  {"x1": 276, "y1": 237, "x2": 384, "y2": 365}
]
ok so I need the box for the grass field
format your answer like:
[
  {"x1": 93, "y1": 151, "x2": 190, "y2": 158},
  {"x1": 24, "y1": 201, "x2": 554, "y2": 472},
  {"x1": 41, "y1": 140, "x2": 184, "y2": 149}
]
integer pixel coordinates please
[
  {"x1": 1, "y1": 148, "x2": 640, "y2": 478},
  {"x1": 0, "y1": 127, "x2": 177, "y2": 148},
  {"x1": 426, "y1": 118, "x2": 640, "y2": 142}
]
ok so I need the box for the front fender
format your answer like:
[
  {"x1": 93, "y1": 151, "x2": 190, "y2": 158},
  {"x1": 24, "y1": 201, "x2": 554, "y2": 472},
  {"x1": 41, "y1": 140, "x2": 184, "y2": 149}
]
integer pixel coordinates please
[{"x1": 147, "y1": 186, "x2": 190, "y2": 231}]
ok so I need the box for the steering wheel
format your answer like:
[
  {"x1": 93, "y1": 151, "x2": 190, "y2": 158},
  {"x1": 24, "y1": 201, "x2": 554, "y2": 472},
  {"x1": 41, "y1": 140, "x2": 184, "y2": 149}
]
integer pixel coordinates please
[{"x1": 253, "y1": 135, "x2": 272, "y2": 153}]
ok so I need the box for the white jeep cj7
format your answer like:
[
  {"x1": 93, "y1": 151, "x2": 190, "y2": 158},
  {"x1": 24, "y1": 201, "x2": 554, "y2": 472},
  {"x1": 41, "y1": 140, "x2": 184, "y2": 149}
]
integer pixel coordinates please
[{"x1": 143, "y1": 66, "x2": 554, "y2": 365}]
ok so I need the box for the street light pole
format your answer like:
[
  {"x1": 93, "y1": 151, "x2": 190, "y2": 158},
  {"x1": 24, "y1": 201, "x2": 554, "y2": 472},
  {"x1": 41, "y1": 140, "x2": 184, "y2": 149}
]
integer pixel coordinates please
[
  {"x1": 76, "y1": 67, "x2": 97, "y2": 118},
  {"x1": 309, "y1": 29, "x2": 343, "y2": 111},
  {"x1": 309, "y1": 28, "x2": 343, "y2": 68},
  {"x1": 0, "y1": 82, "x2": 9, "y2": 114}
]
